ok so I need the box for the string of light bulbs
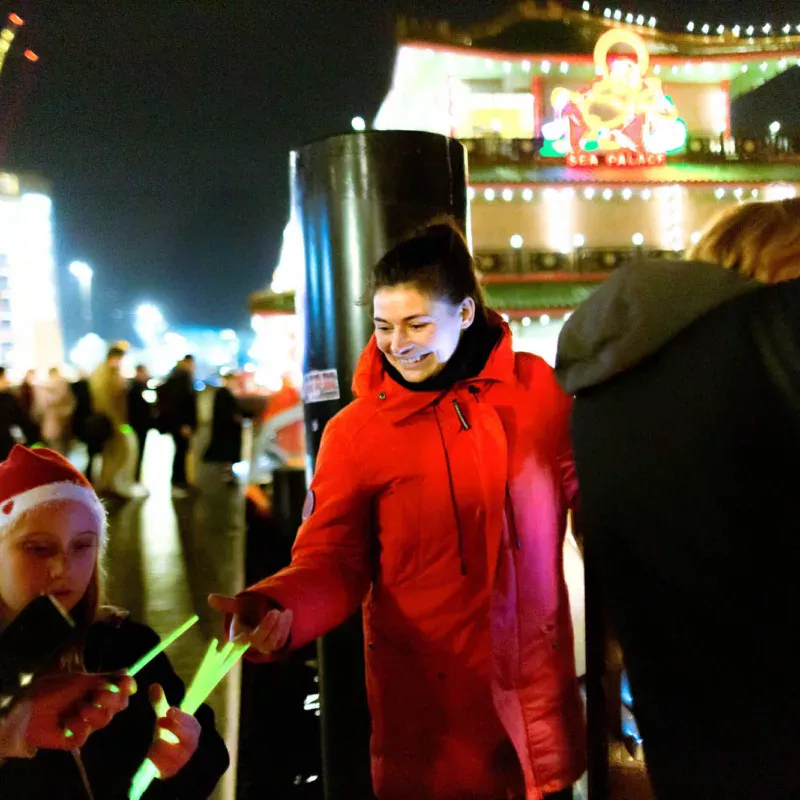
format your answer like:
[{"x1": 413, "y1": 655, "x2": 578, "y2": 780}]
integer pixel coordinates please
[
  {"x1": 467, "y1": 186, "x2": 768, "y2": 203},
  {"x1": 579, "y1": 1, "x2": 800, "y2": 40}
]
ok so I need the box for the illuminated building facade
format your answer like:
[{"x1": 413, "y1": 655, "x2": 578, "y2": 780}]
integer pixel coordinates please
[
  {"x1": 373, "y1": 2, "x2": 800, "y2": 363},
  {"x1": 0, "y1": 171, "x2": 64, "y2": 374}
]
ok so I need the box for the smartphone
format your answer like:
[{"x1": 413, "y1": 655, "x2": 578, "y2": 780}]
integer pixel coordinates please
[{"x1": 0, "y1": 595, "x2": 76, "y2": 709}]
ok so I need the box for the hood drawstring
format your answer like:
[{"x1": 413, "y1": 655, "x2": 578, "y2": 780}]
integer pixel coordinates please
[
  {"x1": 434, "y1": 403, "x2": 468, "y2": 576},
  {"x1": 72, "y1": 749, "x2": 96, "y2": 800}
]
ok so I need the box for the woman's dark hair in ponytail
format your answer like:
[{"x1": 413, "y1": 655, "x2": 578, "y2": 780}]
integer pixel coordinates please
[{"x1": 364, "y1": 217, "x2": 488, "y2": 321}]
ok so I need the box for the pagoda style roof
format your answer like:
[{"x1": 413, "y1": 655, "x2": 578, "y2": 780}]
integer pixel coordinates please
[{"x1": 398, "y1": 1, "x2": 800, "y2": 61}]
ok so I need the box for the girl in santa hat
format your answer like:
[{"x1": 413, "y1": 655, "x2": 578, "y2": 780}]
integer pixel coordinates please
[{"x1": 0, "y1": 445, "x2": 229, "y2": 798}]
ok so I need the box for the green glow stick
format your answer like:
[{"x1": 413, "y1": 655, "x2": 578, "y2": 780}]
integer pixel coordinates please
[
  {"x1": 182, "y1": 639, "x2": 219, "y2": 712},
  {"x1": 128, "y1": 639, "x2": 248, "y2": 799},
  {"x1": 127, "y1": 615, "x2": 199, "y2": 677},
  {"x1": 129, "y1": 759, "x2": 159, "y2": 800},
  {"x1": 182, "y1": 642, "x2": 249, "y2": 714}
]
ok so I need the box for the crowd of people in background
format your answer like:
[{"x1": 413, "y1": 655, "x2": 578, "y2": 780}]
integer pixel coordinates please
[{"x1": 0, "y1": 347, "x2": 246, "y2": 500}]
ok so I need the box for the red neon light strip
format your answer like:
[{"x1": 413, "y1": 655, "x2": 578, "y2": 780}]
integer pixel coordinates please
[{"x1": 530, "y1": 75, "x2": 543, "y2": 138}]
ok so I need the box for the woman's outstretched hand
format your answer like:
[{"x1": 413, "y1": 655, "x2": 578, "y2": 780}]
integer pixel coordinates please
[{"x1": 207, "y1": 594, "x2": 292, "y2": 656}]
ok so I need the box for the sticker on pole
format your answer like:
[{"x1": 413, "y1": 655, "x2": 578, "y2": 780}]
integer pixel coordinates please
[{"x1": 303, "y1": 369, "x2": 341, "y2": 404}]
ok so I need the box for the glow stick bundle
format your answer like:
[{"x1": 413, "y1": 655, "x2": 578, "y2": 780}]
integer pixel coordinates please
[
  {"x1": 128, "y1": 634, "x2": 249, "y2": 800},
  {"x1": 63, "y1": 615, "x2": 200, "y2": 741}
]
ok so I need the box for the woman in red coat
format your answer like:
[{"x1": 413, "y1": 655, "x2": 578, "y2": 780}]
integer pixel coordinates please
[{"x1": 211, "y1": 221, "x2": 585, "y2": 799}]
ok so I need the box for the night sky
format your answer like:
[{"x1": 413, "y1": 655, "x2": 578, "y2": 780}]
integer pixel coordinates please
[{"x1": 2, "y1": 0, "x2": 799, "y2": 345}]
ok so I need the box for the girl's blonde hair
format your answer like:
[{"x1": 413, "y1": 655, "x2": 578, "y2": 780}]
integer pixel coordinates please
[{"x1": 688, "y1": 197, "x2": 800, "y2": 284}]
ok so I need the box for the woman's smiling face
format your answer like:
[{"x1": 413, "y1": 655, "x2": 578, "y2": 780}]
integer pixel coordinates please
[{"x1": 373, "y1": 283, "x2": 475, "y2": 383}]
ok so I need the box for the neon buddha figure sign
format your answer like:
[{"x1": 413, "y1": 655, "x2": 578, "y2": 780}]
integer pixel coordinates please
[{"x1": 541, "y1": 29, "x2": 688, "y2": 166}]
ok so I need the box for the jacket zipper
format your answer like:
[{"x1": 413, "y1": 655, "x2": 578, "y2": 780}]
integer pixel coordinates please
[
  {"x1": 452, "y1": 399, "x2": 470, "y2": 430},
  {"x1": 434, "y1": 404, "x2": 467, "y2": 575}
]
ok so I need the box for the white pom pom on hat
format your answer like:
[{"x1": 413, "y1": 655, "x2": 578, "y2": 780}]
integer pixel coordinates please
[{"x1": 0, "y1": 445, "x2": 106, "y2": 539}]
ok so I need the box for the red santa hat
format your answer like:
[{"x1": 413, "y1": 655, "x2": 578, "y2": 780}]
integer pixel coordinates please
[{"x1": 0, "y1": 445, "x2": 106, "y2": 539}]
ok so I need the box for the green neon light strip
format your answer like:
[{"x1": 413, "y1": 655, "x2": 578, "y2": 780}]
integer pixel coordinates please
[
  {"x1": 129, "y1": 639, "x2": 250, "y2": 799},
  {"x1": 127, "y1": 616, "x2": 199, "y2": 677}
]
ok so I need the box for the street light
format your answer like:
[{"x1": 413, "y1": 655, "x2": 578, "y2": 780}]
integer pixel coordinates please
[
  {"x1": 351, "y1": 116, "x2": 366, "y2": 132},
  {"x1": 769, "y1": 120, "x2": 782, "y2": 135},
  {"x1": 69, "y1": 260, "x2": 92, "y2": 287},
  {"x1": 135, "y1": 303, "x2": 164, "y2": 329},
  {"x1": 69, "y1": 261, "x2": 93, "y2": 330}
]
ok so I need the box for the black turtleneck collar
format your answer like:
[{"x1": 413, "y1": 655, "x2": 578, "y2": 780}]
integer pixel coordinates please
[{"x1": 382, "y1": 313, "x2": 502, "y2": 393}]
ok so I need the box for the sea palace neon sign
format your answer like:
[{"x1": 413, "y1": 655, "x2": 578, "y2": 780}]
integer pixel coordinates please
[{"x1": 541, "y1": 29, "x2": 687, "y2": 167}]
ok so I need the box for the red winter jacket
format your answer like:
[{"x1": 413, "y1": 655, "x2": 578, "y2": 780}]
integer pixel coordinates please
[{"x1": 247, "y1": 319, "x2": 586, "y2": 799}]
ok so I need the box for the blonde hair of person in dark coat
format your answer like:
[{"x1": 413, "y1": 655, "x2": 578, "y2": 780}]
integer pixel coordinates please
[{"x1": 689, "y1": 196, "x2": 800, "y2": 283}]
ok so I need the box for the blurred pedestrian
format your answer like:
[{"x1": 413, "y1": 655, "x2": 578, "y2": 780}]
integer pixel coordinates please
[
  {"x1": 89, "y1": 346, "x2": 132, "y2": 497},
  {"x1": 203, "y1": 372, "x2": 241, "y2": 484},
  {"x1": 0, "y1": 368, "x2": 37, "y2": 461},
  {"x1": 71, "y1": 370, "x2": 106, "y2": 484},
  {"x1": 127, "y1": 364, "x2": 153, "y2": 484},
  {"x1": 36, "y1": 367, "x2": 75, "y2": 455},
  {"x1": 555, "y1": 198, "x2": 800, "y2": 800},
  {"x1": 15, "y1": 370, "x2": 38, "y2": 441},
  {"x1": 157, "y1": 355, "x2": 197, "y2": 497}
]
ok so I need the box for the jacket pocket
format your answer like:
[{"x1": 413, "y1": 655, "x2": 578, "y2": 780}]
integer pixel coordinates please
[{"x1": 374, "y1": 475, "x2": 424, "y2": 585}]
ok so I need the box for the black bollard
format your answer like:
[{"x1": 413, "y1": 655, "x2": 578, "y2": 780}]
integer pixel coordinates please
[{"x1": 292, "y1": 130, "x2": 468, "y2": 800}]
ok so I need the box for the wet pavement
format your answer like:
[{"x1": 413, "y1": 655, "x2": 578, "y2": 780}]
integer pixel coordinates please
[{"x1": 101, "y1": 428, "x2": 245, "y2": 800}]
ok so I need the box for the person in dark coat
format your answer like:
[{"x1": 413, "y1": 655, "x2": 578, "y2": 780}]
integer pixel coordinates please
[
  {"x1": 158, "y1": 356, "x2": 198, "y2": 496},
  {"x1": 15, "y1": 369, "x2": 39, "y2": 443},
  {"x1": 128, "y1": 364, "x2": 153, "y2": 483},
  {"x1": 0, "y1": 367, "x2": 38, "y2": 460},
  {"x1": 15, "y1": 369, "x2": 36, "y2": 419},
  {"x1": 0, "y1": 446, "x2": 229, "y2": 798},
  {"x1": 203, "y1": 373, "x2": 242, "y2": 481},
  {"x1": 71, "y1": 371, "x2": 107, "y2": 483},
  {"x1": 555, "y1": 198, "x2": 800, "y2": 800}
]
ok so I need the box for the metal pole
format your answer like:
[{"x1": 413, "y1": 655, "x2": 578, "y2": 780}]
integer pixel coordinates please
[{"x1": 291, "y1": 130, "x2": 468, "y2": 799}]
